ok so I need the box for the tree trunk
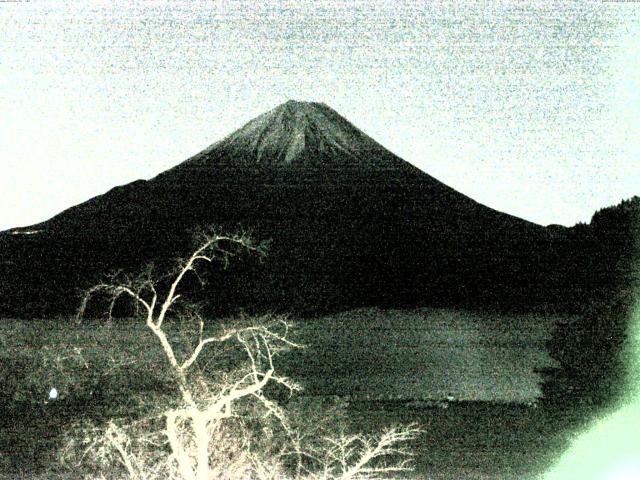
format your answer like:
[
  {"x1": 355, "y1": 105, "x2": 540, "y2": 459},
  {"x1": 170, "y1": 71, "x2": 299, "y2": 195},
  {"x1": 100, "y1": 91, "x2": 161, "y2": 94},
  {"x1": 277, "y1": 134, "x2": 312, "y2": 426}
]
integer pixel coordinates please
[{"x1": 193, "y1": 412, "x2": 210, "y2": 480}]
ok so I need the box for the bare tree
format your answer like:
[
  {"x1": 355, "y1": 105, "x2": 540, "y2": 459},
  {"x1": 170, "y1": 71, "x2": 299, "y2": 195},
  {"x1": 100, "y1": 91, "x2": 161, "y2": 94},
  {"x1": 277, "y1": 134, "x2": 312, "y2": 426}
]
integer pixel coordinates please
[
  {"x1": 73, "y1": 227, "x2": 420, "y2": 480},
  {"x1": 312, "y1": 427, "x2": 420, "y2": 480}
]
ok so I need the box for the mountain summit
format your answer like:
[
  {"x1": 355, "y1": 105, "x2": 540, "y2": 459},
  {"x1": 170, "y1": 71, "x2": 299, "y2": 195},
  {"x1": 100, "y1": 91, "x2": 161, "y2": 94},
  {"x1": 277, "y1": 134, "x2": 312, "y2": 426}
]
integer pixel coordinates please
[{"x1": 174, "y1": 100, "x2": 410, "y2": 171}]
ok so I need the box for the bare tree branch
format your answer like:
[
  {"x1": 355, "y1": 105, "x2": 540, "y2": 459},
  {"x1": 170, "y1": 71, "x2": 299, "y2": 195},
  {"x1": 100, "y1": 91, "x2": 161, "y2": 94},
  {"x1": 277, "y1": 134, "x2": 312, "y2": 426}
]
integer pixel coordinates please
[{"x1": 72, "y1": 227, "x2": 418, "y2": 480}]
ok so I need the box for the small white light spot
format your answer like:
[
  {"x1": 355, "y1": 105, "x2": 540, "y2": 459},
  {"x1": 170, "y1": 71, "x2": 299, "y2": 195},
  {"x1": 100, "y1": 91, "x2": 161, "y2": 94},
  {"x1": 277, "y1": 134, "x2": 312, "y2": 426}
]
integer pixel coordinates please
[
  {"x1": 48, "y1": 387, "x2": 58, "y2": 400},
  {"x1": 11, "y1": 229, "x2": 42, "y2": 235}
]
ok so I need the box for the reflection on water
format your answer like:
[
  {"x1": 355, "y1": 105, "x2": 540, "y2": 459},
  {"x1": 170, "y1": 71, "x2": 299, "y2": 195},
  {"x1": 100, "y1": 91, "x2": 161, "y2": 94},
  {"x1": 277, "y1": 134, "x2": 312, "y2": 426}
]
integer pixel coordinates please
[{"x1": 285, "y1": 307, "x2": 559, "y2": 403}]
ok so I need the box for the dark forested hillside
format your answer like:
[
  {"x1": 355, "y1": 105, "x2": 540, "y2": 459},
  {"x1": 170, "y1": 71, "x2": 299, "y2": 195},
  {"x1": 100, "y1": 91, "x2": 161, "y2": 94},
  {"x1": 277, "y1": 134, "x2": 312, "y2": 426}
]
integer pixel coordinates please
[{"x1": 543, "y1": 196, "x2": 640, "y2": 406}]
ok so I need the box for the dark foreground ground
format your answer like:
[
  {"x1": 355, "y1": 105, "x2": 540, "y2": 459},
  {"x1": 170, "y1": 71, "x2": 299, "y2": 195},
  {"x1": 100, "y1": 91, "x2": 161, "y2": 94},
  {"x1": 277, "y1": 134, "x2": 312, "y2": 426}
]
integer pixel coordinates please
[
  {"x1": 0, "y1": 397, "x2": 603, "y2": 479},
  {"x1": 0, "y1": 310, "x2": 616, "y2": 478},
  {"x1": 348, "y1": 400, "x2": 604, "y2": 480}
]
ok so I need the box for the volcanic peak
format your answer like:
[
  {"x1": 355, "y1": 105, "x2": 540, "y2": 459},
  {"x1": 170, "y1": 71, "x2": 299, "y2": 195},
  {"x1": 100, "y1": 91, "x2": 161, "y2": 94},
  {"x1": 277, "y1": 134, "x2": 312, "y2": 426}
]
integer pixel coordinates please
[{"x1": 193, "y1": 100, "x2": 406, "y2": 169}]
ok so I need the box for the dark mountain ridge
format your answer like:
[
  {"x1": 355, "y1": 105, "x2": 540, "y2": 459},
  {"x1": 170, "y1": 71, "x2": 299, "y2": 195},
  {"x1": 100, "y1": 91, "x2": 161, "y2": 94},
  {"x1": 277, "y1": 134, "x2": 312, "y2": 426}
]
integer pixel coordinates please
[{"x1": 0, "y1": 101, "x2": 633, "y2": 318}]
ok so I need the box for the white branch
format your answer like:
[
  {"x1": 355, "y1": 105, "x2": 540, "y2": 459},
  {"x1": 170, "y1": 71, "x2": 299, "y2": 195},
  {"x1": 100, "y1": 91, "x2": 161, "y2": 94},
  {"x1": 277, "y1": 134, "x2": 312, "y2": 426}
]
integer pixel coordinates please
[{"x1": 180, "y1": 337, "x2": 218, "y2": 371}]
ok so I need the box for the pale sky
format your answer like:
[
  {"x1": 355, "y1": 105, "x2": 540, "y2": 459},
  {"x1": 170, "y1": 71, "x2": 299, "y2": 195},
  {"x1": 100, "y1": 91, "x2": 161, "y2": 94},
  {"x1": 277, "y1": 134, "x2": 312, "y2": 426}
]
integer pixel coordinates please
[{"x1": 1, "y1": 0, "x2": 639, "y2": 231}]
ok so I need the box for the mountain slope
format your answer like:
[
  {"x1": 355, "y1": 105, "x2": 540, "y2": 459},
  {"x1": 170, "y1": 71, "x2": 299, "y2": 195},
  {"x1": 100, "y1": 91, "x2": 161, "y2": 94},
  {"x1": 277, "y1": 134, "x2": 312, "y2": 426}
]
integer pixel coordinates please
[{"x1": 0, "y1": 101, "x2": 559, "y2": 317}]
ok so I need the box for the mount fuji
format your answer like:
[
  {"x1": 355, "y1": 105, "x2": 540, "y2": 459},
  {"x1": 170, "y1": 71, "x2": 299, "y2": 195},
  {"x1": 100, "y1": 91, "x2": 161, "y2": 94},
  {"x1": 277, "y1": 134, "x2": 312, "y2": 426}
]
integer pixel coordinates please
[{"x1": 0, "y1": 101, "x2": 563, "y2": 316}]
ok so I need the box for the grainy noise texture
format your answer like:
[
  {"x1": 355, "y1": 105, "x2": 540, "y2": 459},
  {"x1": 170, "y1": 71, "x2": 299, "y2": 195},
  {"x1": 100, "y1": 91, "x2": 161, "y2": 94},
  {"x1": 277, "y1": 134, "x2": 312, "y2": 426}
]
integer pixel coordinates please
[
  {"x1": 0, "y1": 1, "x2": 638, "y2": 230},
  {"x1": 0, "y1": 2, "x2": 639, "y2": 480}
]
